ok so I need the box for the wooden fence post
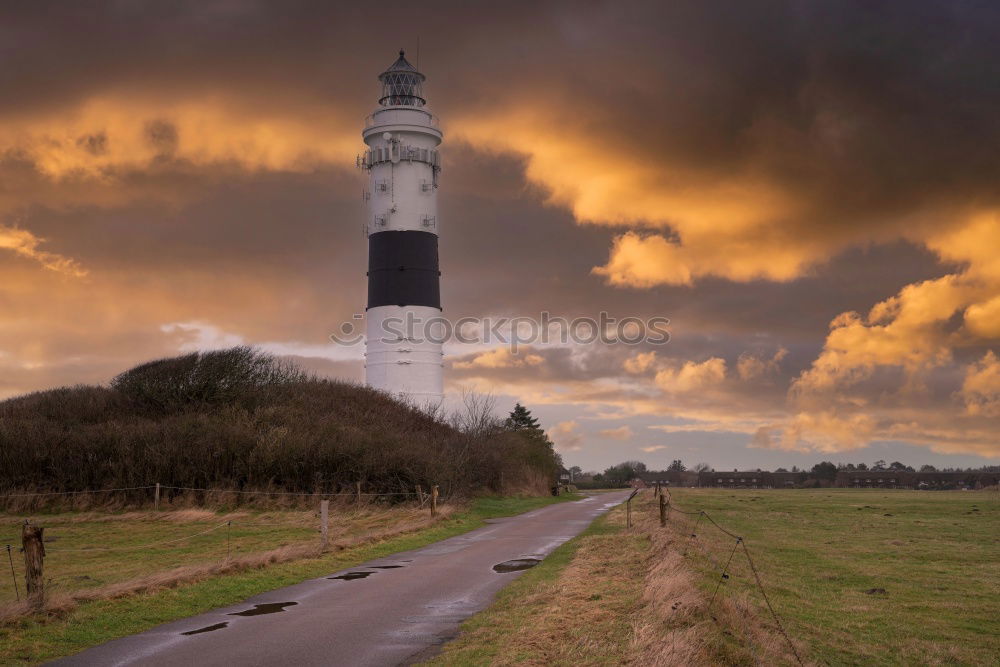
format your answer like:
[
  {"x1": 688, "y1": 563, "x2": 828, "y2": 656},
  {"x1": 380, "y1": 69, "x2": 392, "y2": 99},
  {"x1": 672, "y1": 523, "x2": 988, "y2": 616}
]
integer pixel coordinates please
[
  {"x1": 431, "y1": 485, "x2": 439, "y2": 518},
  {"x1": 356, "y1": 482, "x2": 362, "y2": 507},
  {"x1": 627, "y1": 497, "x2": 632, "y2": 528},
  {"x1": 21, "y1": 521, "x2": 44, "y2": 609},
  {"x1": 659, "y1": 493, "x2": 667, "y2": 526},
  {"x1": 154, "y1": 482, "x2": 161, "y2": 511},
  {"x1": 320, "y1": 500, "x2": 329, "y2": 550},
  {"x1": 415, "y1": 484, "x2": 424, "y2": 505}
]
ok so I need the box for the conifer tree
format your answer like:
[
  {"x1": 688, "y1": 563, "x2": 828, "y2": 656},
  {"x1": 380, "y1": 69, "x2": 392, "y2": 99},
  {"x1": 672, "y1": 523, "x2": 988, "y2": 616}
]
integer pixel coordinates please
[{"x1": 506, "y1": 402, "x2": 541, "y2": 431}]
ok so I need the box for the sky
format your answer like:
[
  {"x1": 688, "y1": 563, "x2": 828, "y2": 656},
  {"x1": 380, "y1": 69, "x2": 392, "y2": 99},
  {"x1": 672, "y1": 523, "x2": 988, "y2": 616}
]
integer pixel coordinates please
[{"x1": 1, "y1": 0, "x2": 998, "y2": 472}]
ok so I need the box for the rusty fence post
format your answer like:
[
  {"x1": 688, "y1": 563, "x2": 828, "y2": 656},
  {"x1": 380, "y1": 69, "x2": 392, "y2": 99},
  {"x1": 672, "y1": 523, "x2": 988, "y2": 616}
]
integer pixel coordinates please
[
  {"x1": 431, "y1": 485, "x2": 439, "y2": 518},
  {"x1": 6, "y1": 544, "x2": 19, "y2": 601},
  {"x1": 659, "y1": 493, "x2": 667, "y2": 526},
  {"x1": 21, "y1": 521, "x2": 44, "y2": 609}
]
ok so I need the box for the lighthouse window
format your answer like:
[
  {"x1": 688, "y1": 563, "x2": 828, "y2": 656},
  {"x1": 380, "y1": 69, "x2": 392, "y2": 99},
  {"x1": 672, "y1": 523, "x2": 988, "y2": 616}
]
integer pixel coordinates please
[
  {"x1": 375, "y1": 180, "x2": 388, "y2": 193},
  {"x1": 421, "y1": 216, "x2": 437, "y2": 229}
]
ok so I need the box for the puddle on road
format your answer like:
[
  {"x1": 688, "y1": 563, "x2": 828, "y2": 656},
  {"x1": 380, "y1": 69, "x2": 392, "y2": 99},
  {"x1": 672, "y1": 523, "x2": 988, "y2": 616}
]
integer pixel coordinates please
[
  {"x1": 493, "y1": 558, "x2": 541, "y2": 573},
  {"x1": 181, "y1": 622, "x2": 228, "y2": 635},
  {"x1": 372, "y1": 565, "x2": 404, "y2": 569},
  {"x1": 328, "y1": 571, "x2": 373, "y2": 581},
  {"x1": 228, "y1": 602, "x2": 298, "y2": 616}
]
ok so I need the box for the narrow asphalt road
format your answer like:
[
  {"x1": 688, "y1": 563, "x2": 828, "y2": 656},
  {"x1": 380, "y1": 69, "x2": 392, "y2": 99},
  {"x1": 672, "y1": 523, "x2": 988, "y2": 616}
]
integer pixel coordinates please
[{"x1": 53, "y1": 491, "x2": 630, "y2": 667}]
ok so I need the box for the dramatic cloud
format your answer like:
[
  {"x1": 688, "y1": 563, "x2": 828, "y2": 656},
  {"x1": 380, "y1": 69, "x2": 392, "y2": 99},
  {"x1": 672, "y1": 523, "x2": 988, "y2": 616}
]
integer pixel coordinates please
[
  {"x1": 0, "y1": 96, "x2": 357, "y2": 179},
  {"x1": 960, "y1": 352, "x2": 1000, "y2": 418},
  {"x1": 0, "y1": 1, "x2": 996, "y2": 466},
  {"x1": 655, "y1": 358, "x2": 727, "y2": 394}
]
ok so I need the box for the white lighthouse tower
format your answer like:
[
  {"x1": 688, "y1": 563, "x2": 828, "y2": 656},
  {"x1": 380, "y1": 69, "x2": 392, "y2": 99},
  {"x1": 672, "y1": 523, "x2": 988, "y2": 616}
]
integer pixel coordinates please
[{"x1": 360, "y1": 51, "x2": 444, "y2": 404}]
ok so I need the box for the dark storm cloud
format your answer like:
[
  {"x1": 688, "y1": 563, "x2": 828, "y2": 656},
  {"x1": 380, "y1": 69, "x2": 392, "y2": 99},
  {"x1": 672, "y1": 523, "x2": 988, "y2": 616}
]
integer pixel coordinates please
[
  {"x1": 3, "y1": 0, "x2": 998, "y2": 226},
  {"x1": 0, "y1": 0, "x2": 997, "y2": 459}
]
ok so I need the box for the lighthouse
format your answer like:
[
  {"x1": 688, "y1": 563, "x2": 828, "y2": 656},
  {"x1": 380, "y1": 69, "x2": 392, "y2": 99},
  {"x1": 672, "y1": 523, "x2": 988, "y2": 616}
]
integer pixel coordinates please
[{"x1": 360, "y1": 51, "x2": 444, "y2": 404}]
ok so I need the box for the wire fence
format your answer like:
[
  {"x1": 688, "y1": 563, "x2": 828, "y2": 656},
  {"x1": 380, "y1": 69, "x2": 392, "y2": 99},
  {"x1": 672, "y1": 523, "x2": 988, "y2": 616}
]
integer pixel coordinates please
[
  {"x1": 41, "y1": 521, "x2": 233, "y2": 553},
  {"x1": 0, "y1": 485, "x2": 423, "y2": 500},
  {"x1": 0, "y1": 486, "x2": 158, "y2": 498},
  {"x1": 1, "y1": 482, "x2": 448, "y2": 610},
  {"x1": 652, "y1": 488, "x2": 805, "y2": 666}
]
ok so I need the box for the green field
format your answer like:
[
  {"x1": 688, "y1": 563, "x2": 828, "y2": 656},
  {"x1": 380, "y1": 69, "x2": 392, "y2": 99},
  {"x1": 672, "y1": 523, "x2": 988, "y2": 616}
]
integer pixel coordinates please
[
  {"x1": 662, "y1": 488, "x2": 999, "y2": 665},
  {"x1": 0, "y1": 494, "x2": 578, "y2": 664}
]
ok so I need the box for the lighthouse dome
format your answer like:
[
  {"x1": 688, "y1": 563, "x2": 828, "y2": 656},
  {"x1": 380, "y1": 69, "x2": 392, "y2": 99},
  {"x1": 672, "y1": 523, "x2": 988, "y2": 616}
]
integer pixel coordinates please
[{"x1": 378, "y1": 50, "x2": 426, "y2": 107}]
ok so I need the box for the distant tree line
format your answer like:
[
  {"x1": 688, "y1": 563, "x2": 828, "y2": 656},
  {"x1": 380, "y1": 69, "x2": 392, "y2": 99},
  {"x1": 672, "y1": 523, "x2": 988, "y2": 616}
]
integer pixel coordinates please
[{"x1": 569, "y1": 457, "x2": 999, "y2": 488}]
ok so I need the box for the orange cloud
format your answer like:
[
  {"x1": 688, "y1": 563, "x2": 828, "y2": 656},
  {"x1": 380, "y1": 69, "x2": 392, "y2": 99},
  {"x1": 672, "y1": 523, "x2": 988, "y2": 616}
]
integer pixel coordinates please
[
  {"x1": 961, "y1": 351, "x2": 1000, "y2": 417},
  {"x1": 0, "y1": 95, "x2": 357, "y2": 179},
  {"x1": 737, "y1": 348, "x2": 787, "y2": 381},
  {"x1": 0, "y1": 225, "x2": 87, "y2": 277},
  {"x1": 598, "y1": 425, "x2": 634, "y2": 440},
  {"x1": 795, "y1": 212, "x2": 1000, "y2": 398},
  {"x1": 548, "y1": 420, "x2": 583, "y2": 453},
  {"x1": 654, "y1": 358, "x2": 727, "y2": 393},
  {"x1": 450, "y1": 111, "x2": 828, "y2": 288},
  {"x1": 453, "y1": 347, "x2": 544, "y2": 370},
  {"x1": 623, "y1": 350, "x2": 657, "y2": 374}
]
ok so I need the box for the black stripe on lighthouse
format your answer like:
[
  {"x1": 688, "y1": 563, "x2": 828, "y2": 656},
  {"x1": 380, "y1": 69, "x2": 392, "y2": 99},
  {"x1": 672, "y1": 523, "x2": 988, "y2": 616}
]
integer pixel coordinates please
[{"x1": 367, "y1": 230, "x2": 441, "y2": 309}]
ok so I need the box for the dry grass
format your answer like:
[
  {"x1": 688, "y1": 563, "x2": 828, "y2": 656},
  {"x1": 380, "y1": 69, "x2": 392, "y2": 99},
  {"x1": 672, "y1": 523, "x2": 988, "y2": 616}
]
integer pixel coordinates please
[
  {"x1": 432, "y1": 494, "x2": 801, "y2": 666},
  {"x1": 629, "y1": 493, "x2": 804, "y2": 666},
  {"x1": 431, "y1": 503, "x2": 647, "y2": 666}
]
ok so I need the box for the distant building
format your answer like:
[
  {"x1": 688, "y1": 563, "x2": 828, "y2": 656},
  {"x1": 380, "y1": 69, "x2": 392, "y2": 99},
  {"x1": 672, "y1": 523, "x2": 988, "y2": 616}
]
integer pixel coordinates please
[
  {"x1": 635, "y1": 470, "x2": 699, "y2": 487},
  {"x1": 835, "y1": 470, "x2": 999, "y2": 489},
  {"x1": 634, "y1": 469, "x2": 1000, "y2": 490},
  {"x1": 697, "y1": 471, "x2": 773, "y2": 488}
]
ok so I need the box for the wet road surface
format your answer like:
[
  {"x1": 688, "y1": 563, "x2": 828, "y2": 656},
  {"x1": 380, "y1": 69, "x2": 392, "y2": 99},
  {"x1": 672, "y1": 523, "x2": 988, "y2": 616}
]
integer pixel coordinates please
[{"x1": 52, "y1": 491, "x2": 629, "y2": 667}]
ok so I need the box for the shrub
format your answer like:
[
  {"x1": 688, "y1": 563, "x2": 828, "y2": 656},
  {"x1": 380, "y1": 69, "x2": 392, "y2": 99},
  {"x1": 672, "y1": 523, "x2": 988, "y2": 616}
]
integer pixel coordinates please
[{"x1": 0, "y1": 349, "x2": 560, "y2": 505}]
